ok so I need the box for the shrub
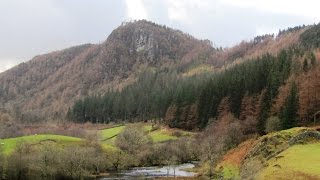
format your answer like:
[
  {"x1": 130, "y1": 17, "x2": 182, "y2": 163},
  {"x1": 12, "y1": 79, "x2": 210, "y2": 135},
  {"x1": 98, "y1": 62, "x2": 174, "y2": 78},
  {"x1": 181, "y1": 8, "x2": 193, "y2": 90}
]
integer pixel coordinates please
[
  {"x1": 106, "y1": 150, "x2": 132, "y2": 170},
  {"x1": 242, "y1": 116, "x2": 258, "y2": 135},
  {"x1": 0, "y1": 113, "x2": 22, "y2": 138},
  {"x1": 5, "y1": 142, "x2": 109, "y2": 179},
  {"x1": 115, "y1": 125, "x2": 152, "y2": 154},
  {"x1": 172, "y1": 131, "x2": 182, "y2": 137},
  {"x1": 6, "y1": 141, "x2": 32, "y2": 180},
  {"x1": 150, "y1": 124, "x2": 160, "y2": 132},
  {"x1": 265, "y1": 116, "x2": 281, "y2": 133}
]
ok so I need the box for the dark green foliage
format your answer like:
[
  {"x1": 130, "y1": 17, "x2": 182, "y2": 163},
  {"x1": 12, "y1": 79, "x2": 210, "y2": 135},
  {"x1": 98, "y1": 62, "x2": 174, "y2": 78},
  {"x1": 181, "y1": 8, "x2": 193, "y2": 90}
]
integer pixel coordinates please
[
  {"x1": 69, "y1": 47, "x2": 301, "y2": 130},
  {"x1": 280, "y1": 82, "x2": 299, "y2": 129},
  {"x1": 300, "y1": 23, "x2": 320, "y2": 48},
  {"x1": 303, "y1": 58, "x2": 309, "y2": 72},
  {"x1": 199, "y1": 49, "x2": 294, "y2": 130},
  {"x1": 310, "y1": 52, "x2": 316, "y2": 66},
  {"x1": 302, "y1": 52, "x2": 316, "y2": 72},
  {"x1": 70, "y1": 69, "x2": 206, "y2": 124},
  {"x1": 277, "y1": 25, "x2": 306, "y2": 38},
  {"x1": 257, "y1": 91, "x2": 271, "y2": 135},
  {"x1": 257, "y1": 50, "x2": 293, "y2": 134}
]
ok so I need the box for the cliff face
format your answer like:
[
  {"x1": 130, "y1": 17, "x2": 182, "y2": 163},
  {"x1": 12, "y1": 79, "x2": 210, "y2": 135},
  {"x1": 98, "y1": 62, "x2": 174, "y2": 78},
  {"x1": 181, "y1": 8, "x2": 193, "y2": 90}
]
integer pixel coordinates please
[{"x1": 100, "y1": 20, "x2": 215, "y2": 80}]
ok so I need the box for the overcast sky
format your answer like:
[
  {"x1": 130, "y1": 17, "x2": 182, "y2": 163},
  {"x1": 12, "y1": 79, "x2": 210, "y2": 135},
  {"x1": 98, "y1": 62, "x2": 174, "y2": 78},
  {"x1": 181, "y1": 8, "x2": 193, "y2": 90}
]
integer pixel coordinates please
[{"x1": 0, "y1": 0, "x2": 320, "y2": 72}]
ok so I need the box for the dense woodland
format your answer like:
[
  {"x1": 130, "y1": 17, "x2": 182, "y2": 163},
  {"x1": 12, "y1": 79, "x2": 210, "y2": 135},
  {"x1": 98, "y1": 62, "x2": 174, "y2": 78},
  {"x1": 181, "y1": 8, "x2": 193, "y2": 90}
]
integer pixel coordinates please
[
  {"x1": 69, "y1": 23, "x2": 320, "y2": 134},
  {"x1": 68, "y1": 69, "x2": 207, "y2": 125}
]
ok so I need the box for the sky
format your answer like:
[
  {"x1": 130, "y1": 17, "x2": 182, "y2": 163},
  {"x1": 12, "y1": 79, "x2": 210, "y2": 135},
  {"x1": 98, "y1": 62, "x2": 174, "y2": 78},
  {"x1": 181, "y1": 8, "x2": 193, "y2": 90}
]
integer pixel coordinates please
[{"x1": 0, "y1": 0, "x2": 320, "y2": 72}]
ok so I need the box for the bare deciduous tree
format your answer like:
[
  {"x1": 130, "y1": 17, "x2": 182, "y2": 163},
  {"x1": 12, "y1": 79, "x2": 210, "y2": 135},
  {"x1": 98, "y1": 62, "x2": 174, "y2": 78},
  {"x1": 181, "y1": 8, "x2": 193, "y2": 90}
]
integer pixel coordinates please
[
  {"x1": 7, "y1": 141, "x2": 32, "y2": 180},
  {"x1": 265, "y1": 116, "x2": 281, "y2": 133},
  {"x1": 107, "y1": 150, "x2": 131, "y2": 171},
  {"x1": 115, "y1": 125, "x2": 152, "y2": 154},
  {"x1": 31, "y1": 143, "x2": 59, "y2": 179}
]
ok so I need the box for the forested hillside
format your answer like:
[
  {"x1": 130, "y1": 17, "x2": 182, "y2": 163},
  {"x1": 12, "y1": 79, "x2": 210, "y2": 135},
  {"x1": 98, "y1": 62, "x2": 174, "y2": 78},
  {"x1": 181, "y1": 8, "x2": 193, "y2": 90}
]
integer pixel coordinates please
[
  {"x1": 1, "y1": 20, "x2": 320, "y2": 134},
  {"x1": 69, "y1": 23, "x2": 320, "y2": 133}
]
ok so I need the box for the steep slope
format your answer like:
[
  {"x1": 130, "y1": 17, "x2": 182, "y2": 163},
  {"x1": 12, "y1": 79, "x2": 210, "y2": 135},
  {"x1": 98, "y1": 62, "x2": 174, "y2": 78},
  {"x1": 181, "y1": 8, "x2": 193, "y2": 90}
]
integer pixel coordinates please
[{"x1": 0, "y1": 20, "x2": 217, "y2": 121}]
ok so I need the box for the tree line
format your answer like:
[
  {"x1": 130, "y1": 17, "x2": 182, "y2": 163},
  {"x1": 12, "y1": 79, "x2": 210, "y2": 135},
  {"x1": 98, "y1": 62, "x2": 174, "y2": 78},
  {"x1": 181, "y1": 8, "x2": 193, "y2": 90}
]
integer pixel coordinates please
[{"x1": 68, "y1": 69, "x2": 207, "y2": 124}]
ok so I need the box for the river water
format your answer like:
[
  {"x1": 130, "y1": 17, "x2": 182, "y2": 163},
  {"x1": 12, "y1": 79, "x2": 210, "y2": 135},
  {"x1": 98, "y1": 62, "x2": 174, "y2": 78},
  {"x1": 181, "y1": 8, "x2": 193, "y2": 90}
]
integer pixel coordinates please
[{"x1": 99, "y1": 163, "x2": 197, "y2": 179}]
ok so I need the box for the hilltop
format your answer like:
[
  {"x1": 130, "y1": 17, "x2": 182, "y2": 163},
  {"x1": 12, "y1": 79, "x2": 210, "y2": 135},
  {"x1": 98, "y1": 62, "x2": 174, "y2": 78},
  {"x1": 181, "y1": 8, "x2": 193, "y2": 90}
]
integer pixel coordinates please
[{"x1": 0, "y1": 20, "x2": 216, "y2": 121}]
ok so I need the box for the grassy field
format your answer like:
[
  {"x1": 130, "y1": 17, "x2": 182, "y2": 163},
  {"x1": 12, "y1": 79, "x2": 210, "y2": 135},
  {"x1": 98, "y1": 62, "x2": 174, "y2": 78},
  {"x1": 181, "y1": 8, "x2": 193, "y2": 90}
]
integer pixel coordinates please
[
  {"x1": 143, "y1": 125, "x2": 153, "y2": 132},
  {"x1": 98, "y1": 126, "x2": 125, "y2": 141},
  {"x1": 257, "y1": 143, "x2": 320, "y2": 180},
  {"x1": 149, "y1": 129, "x2": 178, "y2": 142},
  {"x1": 0, "y1": 123, "x2": 192, "y2": 156},
  {"x1": 98, "y1": 124, "x2": 186, "y2": 144},
  {"x1": 0, "y1": 134, "x2": 82, "y2": 155}
]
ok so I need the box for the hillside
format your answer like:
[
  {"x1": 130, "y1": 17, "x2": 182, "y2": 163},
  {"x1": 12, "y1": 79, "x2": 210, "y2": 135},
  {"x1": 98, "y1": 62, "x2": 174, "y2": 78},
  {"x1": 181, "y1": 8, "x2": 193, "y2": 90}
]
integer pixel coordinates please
[
  {"x1": 66, "y1": 23, "x2": 320, "y2": 132},
  {"x1": 0, "y1": 20, "x2": 217, "y2": 121},
  {"x1": 0, "y1": 20, "x2": 311, "y2": 125},
  {"x1": 218, "y1": 127, "x2": 320, "y2": 179}
]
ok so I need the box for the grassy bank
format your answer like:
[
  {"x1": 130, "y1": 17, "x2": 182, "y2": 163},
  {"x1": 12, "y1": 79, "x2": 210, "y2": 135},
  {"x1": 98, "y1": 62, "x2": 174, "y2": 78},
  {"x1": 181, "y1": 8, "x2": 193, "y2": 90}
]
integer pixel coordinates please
[
  {"x1": 0, "y1": 134, "x2": 82, "y2": 155},
  {"x1": 216, "y1": 127, "x2": 320, "y2": 179}
]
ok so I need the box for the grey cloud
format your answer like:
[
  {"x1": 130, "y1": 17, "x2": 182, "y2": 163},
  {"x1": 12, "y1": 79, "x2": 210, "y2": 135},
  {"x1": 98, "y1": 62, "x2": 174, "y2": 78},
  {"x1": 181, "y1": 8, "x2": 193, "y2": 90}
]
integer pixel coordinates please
[
  {"x1": 0, "y1": 0, "x2": 126, "y2": 72},
  {"x1": 0, "y1": 0, "x2": 317, "y2": 72}
]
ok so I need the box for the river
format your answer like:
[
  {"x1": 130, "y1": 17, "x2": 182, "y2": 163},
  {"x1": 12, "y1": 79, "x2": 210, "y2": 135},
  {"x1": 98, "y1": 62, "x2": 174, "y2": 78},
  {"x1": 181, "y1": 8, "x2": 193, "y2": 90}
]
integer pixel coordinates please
[{"x1": 99, "y1": 163, "x2": 197, "y2": 179}]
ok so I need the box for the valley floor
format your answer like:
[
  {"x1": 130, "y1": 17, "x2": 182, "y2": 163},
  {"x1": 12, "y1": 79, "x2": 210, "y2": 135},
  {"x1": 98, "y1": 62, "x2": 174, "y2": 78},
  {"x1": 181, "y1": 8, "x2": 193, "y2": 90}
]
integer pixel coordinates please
[{"x1": 1, "y1": 123, "x2": 320, "y2": 179}]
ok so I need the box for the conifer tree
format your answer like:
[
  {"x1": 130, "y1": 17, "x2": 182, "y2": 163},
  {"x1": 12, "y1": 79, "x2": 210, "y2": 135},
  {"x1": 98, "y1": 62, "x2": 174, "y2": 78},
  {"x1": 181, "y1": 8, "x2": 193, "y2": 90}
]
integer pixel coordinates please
[
  {"x1": 303, "y1": 59, "x2": 309, "y2": 72},
  {"x1": 280, "y1": 82, "x2": 299, "y2": 129}
]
